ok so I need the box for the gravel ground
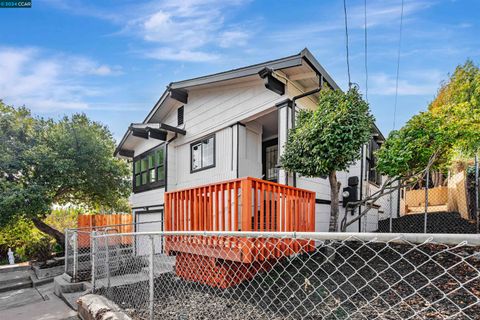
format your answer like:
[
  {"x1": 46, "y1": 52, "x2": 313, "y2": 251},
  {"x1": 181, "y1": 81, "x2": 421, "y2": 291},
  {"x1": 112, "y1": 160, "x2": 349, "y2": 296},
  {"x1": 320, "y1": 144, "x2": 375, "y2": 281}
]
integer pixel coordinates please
[
  {"x1": 97, "y1": 240, "x2": 480, "y2": 320},
  {"x1": 377, "y1": 212, "x2": 478, "y2": 234}
]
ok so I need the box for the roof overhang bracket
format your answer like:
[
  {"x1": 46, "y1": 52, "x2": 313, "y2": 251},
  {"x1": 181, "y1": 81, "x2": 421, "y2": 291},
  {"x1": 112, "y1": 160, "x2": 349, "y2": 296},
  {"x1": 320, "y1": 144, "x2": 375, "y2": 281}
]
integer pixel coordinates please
[
  {"x1": 148, "y1": 128, "x2": 168, "y2": 141},
  {"x1": 170, "y1": 89, "x2": 188, "y2": 104},
  {"x1": 118, "y1": 149, "x2": 134, "y2": 158},
  {"x1": 131, "y1": 127, "x2": 149, "y2": 139},
  {"x1": 258, "y1": 67, "x2": 285, "y2": 96},
  {"x1": 159, "y1": 123, "x2": 186, "y2": 135}
]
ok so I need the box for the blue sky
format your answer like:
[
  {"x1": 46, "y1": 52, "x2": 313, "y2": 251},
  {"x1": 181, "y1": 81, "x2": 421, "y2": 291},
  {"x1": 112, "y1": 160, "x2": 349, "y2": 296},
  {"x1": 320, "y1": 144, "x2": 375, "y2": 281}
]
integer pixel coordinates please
[{"x1": 1, "y1": 0, "x2": 479, "y2": 141}]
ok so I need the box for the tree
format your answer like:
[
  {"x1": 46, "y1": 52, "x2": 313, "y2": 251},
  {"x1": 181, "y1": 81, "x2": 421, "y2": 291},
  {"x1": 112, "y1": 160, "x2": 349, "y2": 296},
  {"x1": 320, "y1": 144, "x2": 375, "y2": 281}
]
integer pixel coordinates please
[
  {"x1": 340, "y1": 60, "x2": 480, "y2": 232},
  {"x1": 281, "y1": 88, "x2": 374, "y2": 231},
  {"x1": 0, "y1": 102, "x2": 131, "y2": 247},
  {"x1": 376, "y1": 60, "x2": 480, "y2": 183}
]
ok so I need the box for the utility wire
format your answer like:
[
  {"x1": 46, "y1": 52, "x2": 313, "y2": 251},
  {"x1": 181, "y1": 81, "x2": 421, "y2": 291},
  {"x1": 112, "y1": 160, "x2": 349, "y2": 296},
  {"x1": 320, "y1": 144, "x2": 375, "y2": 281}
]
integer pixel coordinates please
[
  {"x1": 392, "y1": 0, "x2": 405, "y2": 130},
  {"x1": 343, "y1": 0, "x2": 352, "y2": 88},
  {"x1": 364, "y1": 0, "x2": 368, "y2": 102}
]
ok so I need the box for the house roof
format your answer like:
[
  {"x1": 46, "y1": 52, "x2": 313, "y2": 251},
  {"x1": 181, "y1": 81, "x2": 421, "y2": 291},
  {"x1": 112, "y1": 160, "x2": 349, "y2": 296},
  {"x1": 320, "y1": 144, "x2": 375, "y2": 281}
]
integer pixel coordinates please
[{"x1": 114, "y1": 48, "x2": 342, "y2": 157}]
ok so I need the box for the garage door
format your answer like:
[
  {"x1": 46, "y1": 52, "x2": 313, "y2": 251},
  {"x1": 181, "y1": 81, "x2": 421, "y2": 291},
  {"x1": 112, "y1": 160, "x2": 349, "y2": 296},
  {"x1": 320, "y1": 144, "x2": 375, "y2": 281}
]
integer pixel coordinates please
[{"x1": 135, "y1": 210, "x2": 163, "y2": 255}]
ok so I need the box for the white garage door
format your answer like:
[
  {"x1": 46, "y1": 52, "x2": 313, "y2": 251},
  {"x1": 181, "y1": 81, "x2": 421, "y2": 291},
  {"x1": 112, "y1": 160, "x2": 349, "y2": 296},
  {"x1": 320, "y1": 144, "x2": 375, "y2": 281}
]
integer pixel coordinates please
[{"x1": 135, "y1": 210, "x2": 163, "y2": 255}]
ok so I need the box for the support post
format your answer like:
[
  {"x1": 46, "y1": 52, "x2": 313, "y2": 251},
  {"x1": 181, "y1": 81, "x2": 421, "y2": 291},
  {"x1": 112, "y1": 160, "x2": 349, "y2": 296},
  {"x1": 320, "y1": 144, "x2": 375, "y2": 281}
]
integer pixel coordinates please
[
  {"x1": 149, "y1": 235, "x2": 155, "y2": 320},
  {"x1": 424, "y1": 171, "x2": 429, "y2": 234},
  {"x1": 241, "y1": 179, "x2": 252, "y2": 231},
  {"x1": 72, "y1": 231, "x2": 78, "y2": 281},
  {"x1": 91, "y1": 230, "x2": 97, "y2": 292}
]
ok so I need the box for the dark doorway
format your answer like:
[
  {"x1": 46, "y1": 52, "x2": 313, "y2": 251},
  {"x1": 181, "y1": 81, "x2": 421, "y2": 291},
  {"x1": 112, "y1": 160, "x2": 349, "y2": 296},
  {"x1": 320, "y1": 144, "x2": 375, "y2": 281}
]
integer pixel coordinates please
[{"x1": 262, "y1": 138, "x2": 278, "y2": 182}]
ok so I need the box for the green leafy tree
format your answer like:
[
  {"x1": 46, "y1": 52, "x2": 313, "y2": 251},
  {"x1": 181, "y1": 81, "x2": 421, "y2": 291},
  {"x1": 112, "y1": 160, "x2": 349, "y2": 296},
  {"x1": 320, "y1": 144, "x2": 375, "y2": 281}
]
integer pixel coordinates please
[
  {"x1": 0, "y1": 102, "x2": 131, "y2": 247},
  {"x1": 377, "y1": 60, "x2": 480, "y2": 182},
  {"x1": 281, "y1": 88, "x2": 374, "y2": 231}
]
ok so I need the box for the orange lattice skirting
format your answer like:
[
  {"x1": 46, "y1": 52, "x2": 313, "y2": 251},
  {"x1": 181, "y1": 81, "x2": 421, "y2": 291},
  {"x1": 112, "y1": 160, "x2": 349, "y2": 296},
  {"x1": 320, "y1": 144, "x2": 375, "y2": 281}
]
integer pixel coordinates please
[
  {"x1": 175, "y1": 252, "x2": 276, "y2": 289},
  {"x1": 166, "y1": 237, "x2": 315, "y2": 289}
]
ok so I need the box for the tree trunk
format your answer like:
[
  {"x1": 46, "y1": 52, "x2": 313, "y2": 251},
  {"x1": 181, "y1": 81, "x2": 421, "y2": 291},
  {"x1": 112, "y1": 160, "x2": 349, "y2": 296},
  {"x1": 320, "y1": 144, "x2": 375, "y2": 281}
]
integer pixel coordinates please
[
  {"x1": 328, "y1": 170, "x2": 341, "y2": 232},
  {"x1": 32, "y1": 217, "x2": 65, "y2": 249}
]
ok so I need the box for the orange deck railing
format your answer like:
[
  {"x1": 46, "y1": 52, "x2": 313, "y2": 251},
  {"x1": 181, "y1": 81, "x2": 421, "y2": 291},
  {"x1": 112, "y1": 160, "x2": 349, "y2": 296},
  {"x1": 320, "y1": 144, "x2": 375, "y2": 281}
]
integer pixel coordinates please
[
  {"x1": 164, "y1": 177, "x2": 316, "y2": 288},
  {"x1": 164, "y1": 177, "x2": 316, "y2": 233}
]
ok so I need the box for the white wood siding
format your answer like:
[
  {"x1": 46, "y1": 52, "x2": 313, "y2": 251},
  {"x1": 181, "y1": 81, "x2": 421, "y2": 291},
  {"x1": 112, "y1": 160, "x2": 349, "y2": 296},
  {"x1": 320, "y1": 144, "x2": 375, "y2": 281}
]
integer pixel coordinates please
[
  {"x1": 238, "y1": 122, "x2": 262, "y2": 178},
  {"x1": 173, "y1": 126, "x2": 236, "y2": 190}
]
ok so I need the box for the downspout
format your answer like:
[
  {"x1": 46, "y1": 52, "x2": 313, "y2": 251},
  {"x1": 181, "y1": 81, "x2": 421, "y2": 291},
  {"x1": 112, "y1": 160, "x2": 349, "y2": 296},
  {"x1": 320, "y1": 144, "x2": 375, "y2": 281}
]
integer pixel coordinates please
[
  {"x1": 164, "y1": 133, "x2": 178, "y2": 192},
  {"x1": 358, "y1": 145, "x2": 364, "y2": 232}
]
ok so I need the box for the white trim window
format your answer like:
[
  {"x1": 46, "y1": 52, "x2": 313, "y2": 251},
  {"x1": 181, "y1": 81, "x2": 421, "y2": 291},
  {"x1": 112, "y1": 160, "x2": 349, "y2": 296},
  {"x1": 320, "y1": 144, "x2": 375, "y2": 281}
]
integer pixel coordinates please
[{"x1": 190, "y1": 135, "x2": 215, "y2": 173}]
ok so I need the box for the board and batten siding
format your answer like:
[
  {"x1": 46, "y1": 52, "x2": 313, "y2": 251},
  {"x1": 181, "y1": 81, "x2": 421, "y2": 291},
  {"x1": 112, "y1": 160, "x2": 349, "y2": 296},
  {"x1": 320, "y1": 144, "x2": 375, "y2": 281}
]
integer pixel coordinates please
[
  {"x1": 174, "y1": 126, "x2": 237, "y2": 190},
  {"x1": 163, "y1": 79, "x2": 283, "y2": 143}
]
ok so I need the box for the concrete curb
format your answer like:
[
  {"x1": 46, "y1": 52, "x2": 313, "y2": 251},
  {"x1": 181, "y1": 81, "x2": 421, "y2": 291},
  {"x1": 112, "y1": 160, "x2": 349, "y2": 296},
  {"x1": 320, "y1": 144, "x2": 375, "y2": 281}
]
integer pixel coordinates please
[{"x1": 77, "y1": 294, "x2": 132, "y2": 320}]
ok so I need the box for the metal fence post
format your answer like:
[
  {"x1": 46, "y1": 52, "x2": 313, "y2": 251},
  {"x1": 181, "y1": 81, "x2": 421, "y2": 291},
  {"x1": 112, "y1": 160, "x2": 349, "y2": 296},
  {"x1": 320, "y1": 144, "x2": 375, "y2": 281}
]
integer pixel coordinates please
[
  {"x1": 91, "y1": 230, "x2": 97, "y2": 292},
  {"x1": 64, "y1": 229, "x2": 69, "y2": 274},
  {"x1": 149, "y1": 235, "x2": 155, "y2": 320},
  {"x1": 105, "y1": 234, "x2": 111, "y2": 290},
  {"x1": 389, "y1": 193, "x2": 393, "y2": 233},
  {"x1": 424, "y1": 170, "x2": 429, "y2": 234},
  {"x1": 475, "y1": 153, "x2": 479, "y2": 233},
  {"x1": 72, "y1": 231, "x2": 78, "y2": 281}
]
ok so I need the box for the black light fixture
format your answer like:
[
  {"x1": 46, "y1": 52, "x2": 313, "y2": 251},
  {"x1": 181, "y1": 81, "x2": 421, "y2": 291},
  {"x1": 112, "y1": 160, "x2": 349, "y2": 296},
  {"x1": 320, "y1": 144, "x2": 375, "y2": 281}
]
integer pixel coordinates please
[{"x1": 343, "y1": 176, "x2": 359, "y2": 211}]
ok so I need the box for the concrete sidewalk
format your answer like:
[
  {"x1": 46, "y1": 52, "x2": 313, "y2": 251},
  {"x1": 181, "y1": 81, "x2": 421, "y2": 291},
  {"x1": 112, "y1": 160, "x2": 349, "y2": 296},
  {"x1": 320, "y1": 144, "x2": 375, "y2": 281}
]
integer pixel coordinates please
[{"x1": 0, "y1": 282, "x2": 78, "y2": 320}]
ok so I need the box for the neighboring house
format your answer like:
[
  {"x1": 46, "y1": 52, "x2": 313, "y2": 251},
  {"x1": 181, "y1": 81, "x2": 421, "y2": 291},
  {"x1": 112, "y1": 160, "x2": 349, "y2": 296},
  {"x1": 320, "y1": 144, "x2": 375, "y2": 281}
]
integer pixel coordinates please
[{"x1": 115, "y1": 48, "x2": 395, "y2": 233}]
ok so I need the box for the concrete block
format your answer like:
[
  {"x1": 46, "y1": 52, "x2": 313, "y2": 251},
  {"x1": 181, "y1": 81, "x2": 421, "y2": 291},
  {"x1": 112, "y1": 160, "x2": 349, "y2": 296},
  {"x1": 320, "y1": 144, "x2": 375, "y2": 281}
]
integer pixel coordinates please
[
  {"x1": 33, "y1": 264, "x2": 65, "y2": 280},
  {"x1": 53, "y1": 274, "x2": 87, "y2": 297},
  {"x1": 77, "y1": 294, "x2": 132, "y2": 320}
]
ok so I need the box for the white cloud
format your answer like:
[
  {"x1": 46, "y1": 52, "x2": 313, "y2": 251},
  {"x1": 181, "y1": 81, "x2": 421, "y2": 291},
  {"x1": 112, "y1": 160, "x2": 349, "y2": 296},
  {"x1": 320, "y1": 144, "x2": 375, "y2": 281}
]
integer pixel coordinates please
[
  {"x1": 69, "y1": 56, "x2": 123, "y2": 76},
  {"x1": 348, "y1": 0, "x2": 433, "y2": 29},
  {"x1": 369, "y1": 70, "x2": 444, "y2": 96},
  {"x1": 0, "y1": 47, "x2": 120, "y2": 112},
  {"x1": 219, "y1": 30, "x2": 250, "y2": 48},
  {"x1": 123, "y1": 0, "x2": 251, "y2": 61},
  {"x1": 145, "y1": 48, "x2": 219, "y2": 62}
]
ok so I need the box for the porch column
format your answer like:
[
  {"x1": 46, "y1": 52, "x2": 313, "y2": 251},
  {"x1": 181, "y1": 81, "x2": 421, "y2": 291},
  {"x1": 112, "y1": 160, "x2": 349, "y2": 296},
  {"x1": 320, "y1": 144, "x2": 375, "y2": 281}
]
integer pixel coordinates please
[{"x1": 276, "y1": 99, "x2": 293, "y2": 186}]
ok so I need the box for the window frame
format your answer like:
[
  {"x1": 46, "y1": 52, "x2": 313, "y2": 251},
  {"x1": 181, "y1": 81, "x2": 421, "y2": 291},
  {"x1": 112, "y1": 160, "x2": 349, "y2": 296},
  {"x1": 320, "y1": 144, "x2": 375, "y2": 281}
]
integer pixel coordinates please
[
  {"x1": 132, "y1": 144, "x2": 166, "y2": 193},
  {"x1": 190, "y1": 134, "x2": 216, "y2": 173}
]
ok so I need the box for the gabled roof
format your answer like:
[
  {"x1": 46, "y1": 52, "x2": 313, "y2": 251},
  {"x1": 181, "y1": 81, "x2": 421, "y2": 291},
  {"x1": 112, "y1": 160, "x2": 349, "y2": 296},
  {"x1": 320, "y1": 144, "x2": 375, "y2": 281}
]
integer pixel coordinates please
[
  {"x1": 142, "y1": 48, "x2": 339, "y2": 124},
  {"x1": 115, "y1": 48, "x2": 340, "y2": 157}
]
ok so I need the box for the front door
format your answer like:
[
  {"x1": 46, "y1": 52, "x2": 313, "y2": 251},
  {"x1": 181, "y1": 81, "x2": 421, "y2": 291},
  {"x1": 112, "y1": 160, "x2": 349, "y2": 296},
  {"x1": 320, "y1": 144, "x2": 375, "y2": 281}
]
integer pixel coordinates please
[{"x1": 262, "y1": 138, "x2": 278, "y2": 182}]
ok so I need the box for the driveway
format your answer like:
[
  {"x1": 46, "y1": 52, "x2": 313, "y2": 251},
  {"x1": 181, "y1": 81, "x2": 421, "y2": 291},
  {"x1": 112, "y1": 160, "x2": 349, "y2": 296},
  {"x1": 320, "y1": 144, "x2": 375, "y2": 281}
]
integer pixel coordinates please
[{"x1": 0, "y1": 282, "x2": 78, "y2": 320}]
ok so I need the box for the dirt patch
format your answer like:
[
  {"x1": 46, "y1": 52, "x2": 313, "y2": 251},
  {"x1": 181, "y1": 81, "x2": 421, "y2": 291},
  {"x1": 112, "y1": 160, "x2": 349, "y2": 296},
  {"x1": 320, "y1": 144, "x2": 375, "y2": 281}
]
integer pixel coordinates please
[{"x1": 377, "y1": 212, "x2": 478, "y2": 234}]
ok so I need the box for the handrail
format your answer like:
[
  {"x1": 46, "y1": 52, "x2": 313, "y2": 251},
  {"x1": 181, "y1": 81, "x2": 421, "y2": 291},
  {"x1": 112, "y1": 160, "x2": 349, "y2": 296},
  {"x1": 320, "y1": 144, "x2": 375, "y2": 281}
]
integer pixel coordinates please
[{"x1": 165, "y1": 176, "x2": 315, "y2": 195}]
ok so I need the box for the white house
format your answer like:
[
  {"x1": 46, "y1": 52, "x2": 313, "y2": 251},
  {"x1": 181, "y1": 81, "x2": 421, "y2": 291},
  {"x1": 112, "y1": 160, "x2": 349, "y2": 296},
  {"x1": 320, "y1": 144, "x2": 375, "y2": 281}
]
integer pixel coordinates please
[{"x1": 114, "y1": 48, "x2": 395, "y2": 233}]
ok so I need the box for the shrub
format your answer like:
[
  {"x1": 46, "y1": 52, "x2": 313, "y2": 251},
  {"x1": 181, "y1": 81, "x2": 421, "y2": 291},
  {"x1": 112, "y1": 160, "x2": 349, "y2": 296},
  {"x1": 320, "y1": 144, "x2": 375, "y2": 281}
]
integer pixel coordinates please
[{"x1": 0, "y1": 219, "x2": 52, "y2": 263}]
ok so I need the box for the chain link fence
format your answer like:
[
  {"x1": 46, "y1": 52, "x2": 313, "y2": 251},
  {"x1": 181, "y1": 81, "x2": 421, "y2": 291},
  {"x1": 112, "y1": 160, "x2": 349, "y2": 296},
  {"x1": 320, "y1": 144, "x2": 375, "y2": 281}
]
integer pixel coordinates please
[
  {"x1": 91, "y1": 231, "x2": 480, "y2": 320},
  {"x1": 64, "y1": 220, "x2": 162, "y2": 281},
  {"x1": 347, "y1": 156, "x2": 480, "y2": 234}
]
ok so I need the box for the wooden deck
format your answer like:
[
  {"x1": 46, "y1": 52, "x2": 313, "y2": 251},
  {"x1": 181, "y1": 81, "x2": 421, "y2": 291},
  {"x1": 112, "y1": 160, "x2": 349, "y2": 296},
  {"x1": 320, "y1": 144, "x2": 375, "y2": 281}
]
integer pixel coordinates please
[{"x1": 164, "y1": 177, "x2": 316, "y2": 288}]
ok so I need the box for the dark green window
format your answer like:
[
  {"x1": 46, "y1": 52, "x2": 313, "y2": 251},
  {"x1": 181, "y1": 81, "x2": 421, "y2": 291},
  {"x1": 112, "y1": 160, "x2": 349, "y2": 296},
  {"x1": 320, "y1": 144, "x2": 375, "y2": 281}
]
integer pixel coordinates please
[{"x1": 133, "y1": 145, "x2": 166, "y2": 192}]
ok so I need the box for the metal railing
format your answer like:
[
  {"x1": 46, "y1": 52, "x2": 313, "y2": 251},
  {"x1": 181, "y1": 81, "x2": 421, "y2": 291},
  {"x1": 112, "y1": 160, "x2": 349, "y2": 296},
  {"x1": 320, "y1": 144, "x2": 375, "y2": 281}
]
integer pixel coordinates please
[
  {"x1": 64, "y1": 220, "x2": 163, "y2": 281},
  {"x1": 91, "y1": 231, "x2": 480, "y2": 320}
]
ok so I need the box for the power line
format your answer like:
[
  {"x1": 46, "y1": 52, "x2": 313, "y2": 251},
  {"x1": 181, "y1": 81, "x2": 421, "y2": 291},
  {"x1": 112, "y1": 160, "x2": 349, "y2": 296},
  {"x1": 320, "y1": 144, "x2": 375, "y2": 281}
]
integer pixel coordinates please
[
  {"x1": 392, "y1": 0, "x2": 405, "y2": 130},
  {"x1": 364, "y1": 0, "x2": 368, "y2": 101},
  {"x1": 343, "y1": 0, "x2": 351, "y2": 88}
]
